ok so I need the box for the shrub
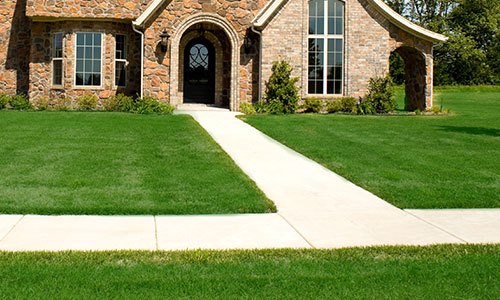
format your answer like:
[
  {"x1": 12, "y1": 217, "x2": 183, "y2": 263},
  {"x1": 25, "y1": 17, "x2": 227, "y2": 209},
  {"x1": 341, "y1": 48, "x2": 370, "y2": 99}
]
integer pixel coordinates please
[
  {"x1": 339, "y1": 97, "x2": 357, "y2": 113},
  {"x1": 134, "y1": 96, "x2": 174, "y2": 114},
  {"x1": 356, "y1": 98, "x2": 375, "y2": 115},
  {"x1": 117, "y1": 94, "x2": 135, "y2": 112},
  {"x1": 51, "y1": 97, "x2": 73, "y2": 111},
  {"x1": 9, "y1": 94, "x2": 32, "y2": 110},
  {"x1": 32, "y1": 96, "x2": 50, "y2": 111},
  {"x1": 157, "y1": 102, "x2": 175, "y2": 114},
  {"x1": 135, "y1": 96, "x2": 159, "y2": 114},
  {"x1": 76, "y1": 94, "x2": 98, "y2": 111},
  {"x1": 253, "y1": 102, "x2": 268, "y2": 114},
  {"x1": 103, "y1": 94, "x2": 134, "y2": 112},
  {"x1": 302, "y1": 98, "x2": 323, "y2": 113},
  {"x1": 0, "y1": 94, "x2": 9, "y2": 110},
  {"x1": 364, "y1": 75, "x2": 396, "y2": 113},
  {"x1": 326, "y1": 100, "x2": 341, "y2": 113},
  {"x1": 240, "y1": 102, "x2": 256, "y2": 115},
  {"x1": 264, "y1": 60, "x2": 300, "y2": 114}
]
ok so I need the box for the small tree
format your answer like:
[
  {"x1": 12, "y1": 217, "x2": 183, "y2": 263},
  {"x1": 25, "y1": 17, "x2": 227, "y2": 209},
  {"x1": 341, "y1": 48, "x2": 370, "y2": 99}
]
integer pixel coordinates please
[
  {"x1": 364, "y1": 75, "x2": 396, "y2": 113},
  {"x1": 264, "y1": 60, "x2": 300, "y2": 114}
]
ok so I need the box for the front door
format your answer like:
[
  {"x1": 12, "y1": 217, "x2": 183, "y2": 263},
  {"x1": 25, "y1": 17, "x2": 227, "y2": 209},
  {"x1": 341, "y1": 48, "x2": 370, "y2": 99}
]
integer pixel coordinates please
[{"x1": 183, "y1": 38, "x2": 215, "y2": 104}]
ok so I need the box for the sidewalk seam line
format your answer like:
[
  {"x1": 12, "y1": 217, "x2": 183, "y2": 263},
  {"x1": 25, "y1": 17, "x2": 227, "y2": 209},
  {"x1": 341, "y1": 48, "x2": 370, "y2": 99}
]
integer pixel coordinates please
[
  {"x1": 404, "y1": 210, "x2": 469, "y2": 243},
  {"x1": 278, "y1": 213, "x2": 316, "y2": 249},
  {"x1": 154, "y1": 216, "x2": 159, "y2": 250},
  {"x1": 0, "y1": 215, "x2": 25, "y2": 243}
]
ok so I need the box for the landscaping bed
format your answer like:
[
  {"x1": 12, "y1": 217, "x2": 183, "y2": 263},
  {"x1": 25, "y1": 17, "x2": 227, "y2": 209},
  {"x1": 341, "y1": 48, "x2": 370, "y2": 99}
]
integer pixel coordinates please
[
  {"x1": 243, "y1": 87, "x2": 500, "y2": 208},
  {"x1": 0, "y1": 112, "x2": 274, "y2": 215},
  {"x1": 0, "y1": 244, "x2": 498, "y2": 299}
]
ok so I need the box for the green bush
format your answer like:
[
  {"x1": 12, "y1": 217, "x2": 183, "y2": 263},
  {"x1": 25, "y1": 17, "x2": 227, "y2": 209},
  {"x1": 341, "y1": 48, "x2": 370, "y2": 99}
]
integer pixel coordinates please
[
  {"x1": 0, "y1": 94, "x2": 9, "y2": 110},
  {"x1": 364, "y1": 76, "x2": 396, "y2": 113},
  {"x1": 102, "y1": 94, "x2": 134, "y2": 112},
  {"x1": 339, "y1": 97, "x2": 358, "y2": 113},
  {"x1": 117, "y1": 94, "x2": 135, "y2": 112},
  {"x1": 326, "y1": 100, "x2": 341, "y2": 113},
  {"x1": 76, "y1": 94, "x2": 98, "y2": 111},
  {"x1": 302, "y1": 98, "x2": 323, "y2": 113},
  {"x1": 240, "y1": 102, "x2": 257, "y2": 115},
  {"x1": 253, "y1": 102, "x2": 268, "y2": 114},
  {"x1": 32, "y1": 96, "x2": 50, "y2": 111},
  {"x1": 157, "y1": 102, "x2": 175, "y2": 114},
  {"x1": 357, "y1": 99, "x2": 375, "y2": 115},
  {"x1": 9, "y1": 94, "x2": 32, "y2": 110},
  {"x1": 51, "y1": 97, "x2": 73, "y2": 111},
  {"x1": 134, "y1": 96, "x2": 174, "y2": 114},
  {"x1": 264, "y1": 60, "x2": 300, "y2": 114}
]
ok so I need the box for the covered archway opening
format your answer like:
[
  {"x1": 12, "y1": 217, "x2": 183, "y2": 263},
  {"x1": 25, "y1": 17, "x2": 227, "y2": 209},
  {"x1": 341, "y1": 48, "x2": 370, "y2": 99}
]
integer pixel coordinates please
[
  {"x1": 178, "y1": 22, "x2": 232, "y2": 107},
  {"x1": 390, "y1": 46, "x2": 428, "y2": 111}
]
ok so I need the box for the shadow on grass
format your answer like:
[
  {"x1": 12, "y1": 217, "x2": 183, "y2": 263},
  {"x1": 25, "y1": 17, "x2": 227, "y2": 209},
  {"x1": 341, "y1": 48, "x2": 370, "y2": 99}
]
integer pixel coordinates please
[{"x1": 437, "y1": 125, "x2": 500, "y2": 137}]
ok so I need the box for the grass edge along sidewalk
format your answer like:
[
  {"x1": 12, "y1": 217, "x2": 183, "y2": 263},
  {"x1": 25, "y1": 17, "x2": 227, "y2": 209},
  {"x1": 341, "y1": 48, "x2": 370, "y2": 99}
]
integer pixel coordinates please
[
  {"x1": 0, "y1": 244, "x2": 498, "y2": 299},
  {"x1": 243, "y1": 86, "x2": 500, "y2": 209},
  {"x1": 0, "y1": 112, "x2": 275, "y2": 215}
]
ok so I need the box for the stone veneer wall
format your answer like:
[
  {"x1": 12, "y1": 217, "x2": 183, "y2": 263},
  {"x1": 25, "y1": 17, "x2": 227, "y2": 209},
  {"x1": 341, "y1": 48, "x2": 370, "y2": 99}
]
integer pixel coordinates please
[
  {"x1": 142, "y1": 0, "x2": 269, "y2": 108},
  {"x1": 29, "y1": 21, "x2": 141, "y2": 101},
  {"x1": 26, "y1": 0, "x2": 151, "y2": 20},
  {"x1": 0, "y1": 0, "x2": 31, "y2": 95}
]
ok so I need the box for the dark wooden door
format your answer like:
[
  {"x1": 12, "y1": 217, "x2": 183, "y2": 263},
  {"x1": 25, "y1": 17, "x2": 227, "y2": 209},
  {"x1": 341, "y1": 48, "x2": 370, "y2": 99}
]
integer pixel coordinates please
[{"x1": 183, "y1": 38, "x2": 215, "y2": 104}]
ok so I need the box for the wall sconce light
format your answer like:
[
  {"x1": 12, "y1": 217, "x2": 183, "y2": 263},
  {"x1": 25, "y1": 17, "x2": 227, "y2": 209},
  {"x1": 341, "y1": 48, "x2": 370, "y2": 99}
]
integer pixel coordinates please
[
  {"x1": 244, "y1": 34, "x2": 253, "y2": 53},
  {"x1": 160, "y1": 30, "x2": 170, "y2": 52}
]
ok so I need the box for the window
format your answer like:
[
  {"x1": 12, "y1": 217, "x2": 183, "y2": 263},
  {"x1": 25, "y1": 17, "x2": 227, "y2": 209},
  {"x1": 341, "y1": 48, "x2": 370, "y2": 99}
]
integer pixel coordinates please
[
  {"x1": 308, "y1": 0, "x2": 344, "y2": 94},
  {"x1": 115, "y1": 34, "x2": 126, "y2": 87},
  {"x1": 75, "y1": 32, "x2": 102, "y2": 86},
  {"x1": 52, "y1": 33, "x2": 63, "y2": 86}
]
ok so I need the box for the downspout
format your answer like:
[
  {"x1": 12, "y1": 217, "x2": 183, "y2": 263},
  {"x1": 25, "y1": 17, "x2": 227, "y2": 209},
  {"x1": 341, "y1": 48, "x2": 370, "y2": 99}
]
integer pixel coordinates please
[
  {"x1": 132, "y1": 23, "x2": 144, "y2": 99},
  {"x1": 250, "y1": 25, "x2": 263, "y2": 102}
]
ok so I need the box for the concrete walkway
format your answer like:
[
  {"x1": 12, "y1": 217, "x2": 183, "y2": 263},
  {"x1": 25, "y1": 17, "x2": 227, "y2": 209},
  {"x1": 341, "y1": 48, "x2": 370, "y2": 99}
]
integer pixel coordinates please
[{"x1": 1, "y1": 109, "x2": 499, "y2": 251}]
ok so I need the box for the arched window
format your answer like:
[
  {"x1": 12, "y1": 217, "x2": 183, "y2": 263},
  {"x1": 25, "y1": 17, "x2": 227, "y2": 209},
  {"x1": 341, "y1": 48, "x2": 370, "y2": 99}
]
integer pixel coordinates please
[{"x1": 308, "y1": 0, "x2": 344, "y2": 95}]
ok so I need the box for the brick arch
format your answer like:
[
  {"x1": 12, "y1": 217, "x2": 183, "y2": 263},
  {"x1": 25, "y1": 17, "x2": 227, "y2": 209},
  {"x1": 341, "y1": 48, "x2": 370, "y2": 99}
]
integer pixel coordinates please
[
  {"x1": 169, "y1": 14, "x2": 240, "y2": 110},
  {"x1": 392, "y1": 45, "x2": 429, "y2": 111}
]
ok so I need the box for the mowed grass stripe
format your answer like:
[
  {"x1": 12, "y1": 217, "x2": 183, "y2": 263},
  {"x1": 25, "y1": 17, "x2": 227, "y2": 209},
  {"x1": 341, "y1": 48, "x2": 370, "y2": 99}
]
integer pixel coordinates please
[
  {"x1": 244, "y1": 87, "x2": 500, "y2": 208},
  {"x1": 0, "y1": 244, "x2": 498, "y2": 299},
  {"x1": 0, "y1": 112, "x2": 274, "y2": 215}
]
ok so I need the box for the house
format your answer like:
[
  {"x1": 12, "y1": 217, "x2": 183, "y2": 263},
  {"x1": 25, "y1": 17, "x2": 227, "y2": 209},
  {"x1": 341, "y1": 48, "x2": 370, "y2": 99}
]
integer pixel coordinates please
[{"x1": 0, "y1": 0, "x2": 447, "y2": 111}]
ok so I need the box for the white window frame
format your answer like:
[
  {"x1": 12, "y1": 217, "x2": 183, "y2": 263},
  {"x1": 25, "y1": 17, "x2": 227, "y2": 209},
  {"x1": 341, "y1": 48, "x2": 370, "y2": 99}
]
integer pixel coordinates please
[
  {"x1": 308, "y1": 0, "x2": 344, "y2": 95},
  {"x1": 114, "y1": 34, "x2": 127, "y2": 88},
  {"x1": 73, "y1": 32, "x2": 104, "y2": 89},
  {"x1": 52, "y1": 32, "x2": 64, "y2": 87}
]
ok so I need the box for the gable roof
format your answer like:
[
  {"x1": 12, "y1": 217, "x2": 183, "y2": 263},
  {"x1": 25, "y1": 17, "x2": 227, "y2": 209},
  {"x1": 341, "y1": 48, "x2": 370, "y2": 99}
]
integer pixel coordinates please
[
  {"x1": 252, "y1": 0, "x2": 448, "y2": 43},
  {"x1": 133, "y1": 0, "x2": 165, "y2": 28}
]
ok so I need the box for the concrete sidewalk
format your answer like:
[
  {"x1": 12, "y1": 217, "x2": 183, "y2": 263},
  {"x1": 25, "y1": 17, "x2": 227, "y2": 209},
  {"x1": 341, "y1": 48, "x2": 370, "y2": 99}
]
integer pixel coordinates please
[{"x1": 1, "y1": 110, "x2": 499, "y2": 251}]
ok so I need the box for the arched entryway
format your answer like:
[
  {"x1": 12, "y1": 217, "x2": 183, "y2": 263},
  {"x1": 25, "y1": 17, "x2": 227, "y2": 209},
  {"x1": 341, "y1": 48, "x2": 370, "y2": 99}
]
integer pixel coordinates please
[
  {"x1": 183, "y1": 38, "x2": 215, "y2": 104},
  {"x1": 170, "y1": 14, "x2": 240, "y2": 110},
  {"x1": 390, "y1": 46, "x2": 429, "y2": 111}
]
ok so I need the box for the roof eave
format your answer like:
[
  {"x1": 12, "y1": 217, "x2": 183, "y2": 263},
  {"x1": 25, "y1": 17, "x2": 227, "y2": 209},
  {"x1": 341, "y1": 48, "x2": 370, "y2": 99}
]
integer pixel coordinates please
[
  {"x1": 133, "y1": 0, "x2": 166, "y2": 29},
  {"x1": 368, "y1": 0, "x2": 448, "y2": 43},
  {"x1": 252, "y1": 0, "x2": 288, "y2": 29}
]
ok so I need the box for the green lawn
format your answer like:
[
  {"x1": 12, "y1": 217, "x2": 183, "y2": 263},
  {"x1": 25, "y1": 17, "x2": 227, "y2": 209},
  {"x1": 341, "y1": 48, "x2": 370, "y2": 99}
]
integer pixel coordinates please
[
  {"x1": 0, "y1": 112, "x2": 274, "y2": 215},
  {"x1": 243, "y1": 86, "x2": 500, "y2": 208},
  {"x1": 0, "y1": 245, "x2": 498, "y2": 299}
]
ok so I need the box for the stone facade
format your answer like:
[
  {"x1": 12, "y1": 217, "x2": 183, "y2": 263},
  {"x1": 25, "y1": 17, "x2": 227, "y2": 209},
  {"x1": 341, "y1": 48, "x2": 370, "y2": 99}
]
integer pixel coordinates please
[
  {"x1": 1, "y1": 0, "x2": 442, "y2": 110},
  {"x1": 26, "y1": 0, "x2": 151, "y2": 20},
  {"x1": 29, "y1": 21, "x2": 141, "y2": 101}
]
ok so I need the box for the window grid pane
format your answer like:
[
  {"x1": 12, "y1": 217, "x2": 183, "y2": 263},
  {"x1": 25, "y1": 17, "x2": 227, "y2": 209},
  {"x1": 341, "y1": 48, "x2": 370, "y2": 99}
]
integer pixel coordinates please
[
  {"x1": 75, "y1": 33, "x2": 102, "y2": 86},
  {"x1": 52, "y1": 33, "x2": 63, "y2": 85},
  {"x1": 308, "y1": 0, "x2": 343, "y2": 95}
]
